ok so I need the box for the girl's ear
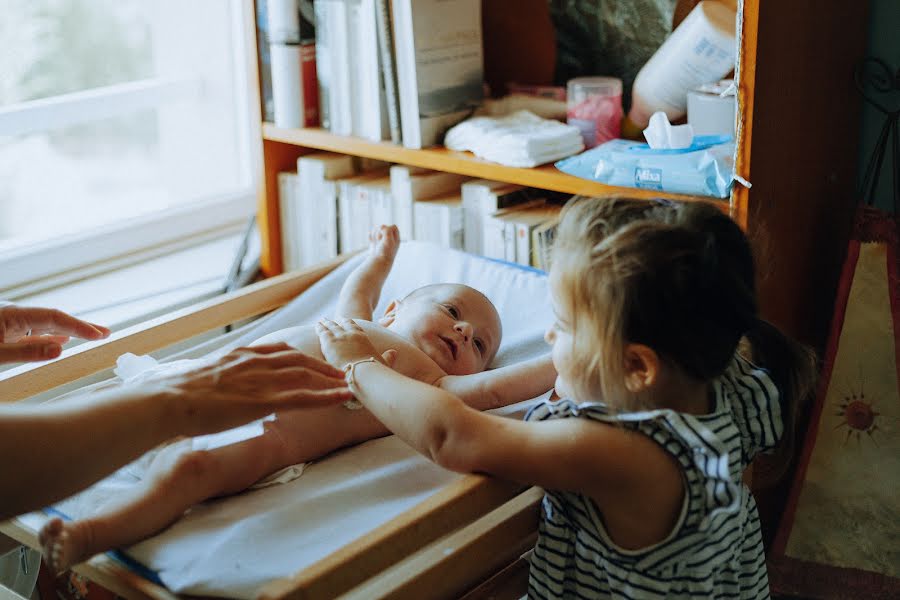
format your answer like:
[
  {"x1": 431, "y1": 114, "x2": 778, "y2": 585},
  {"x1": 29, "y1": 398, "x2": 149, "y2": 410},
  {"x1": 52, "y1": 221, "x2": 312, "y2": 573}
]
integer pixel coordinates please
[
  {"x1": 378, "y1": 299, "x2": 401, "y2": 327},
  {"x1": 623, "y1": 343, "x2": 659, "y2": 393}
]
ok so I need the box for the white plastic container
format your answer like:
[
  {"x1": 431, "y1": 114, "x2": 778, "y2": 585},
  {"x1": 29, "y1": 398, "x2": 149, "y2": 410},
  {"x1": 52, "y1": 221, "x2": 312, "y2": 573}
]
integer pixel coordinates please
[
  {"x1": 623, "y1": 0, "x2": 736, "y2": 137},
  {"x1": 687, "y1": 79, "x2": 736, "y2": 136}
]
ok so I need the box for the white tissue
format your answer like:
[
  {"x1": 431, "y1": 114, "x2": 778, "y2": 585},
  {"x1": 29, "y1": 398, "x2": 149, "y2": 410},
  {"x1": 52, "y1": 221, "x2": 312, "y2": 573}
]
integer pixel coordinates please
[{"x1": 643, "y1": 111, "x2": 694, "y2": 149}]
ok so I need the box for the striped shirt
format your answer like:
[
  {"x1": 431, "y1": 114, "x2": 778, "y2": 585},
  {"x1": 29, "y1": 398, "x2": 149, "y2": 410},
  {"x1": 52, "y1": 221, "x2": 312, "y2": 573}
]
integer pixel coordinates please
[{"x1": 525, "y1": 355, "x2": 781, "y2": 599}]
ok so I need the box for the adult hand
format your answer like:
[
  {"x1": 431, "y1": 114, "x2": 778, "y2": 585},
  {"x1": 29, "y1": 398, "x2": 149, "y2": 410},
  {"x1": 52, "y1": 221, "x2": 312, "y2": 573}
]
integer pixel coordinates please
[
  {"x1": 0, "y1": 305, "x2": 110, "y2": 363},
  {"x1": 163, "y1": 342, "x2": 355, "y2": 436},
  {"x1": 316, "y1": 318, "x2": 396, "y2": 370}
]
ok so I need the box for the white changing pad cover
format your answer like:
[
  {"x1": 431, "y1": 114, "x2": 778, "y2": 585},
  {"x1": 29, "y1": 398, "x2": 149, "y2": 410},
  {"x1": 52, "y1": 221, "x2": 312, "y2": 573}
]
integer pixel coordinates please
[{"x1": 50, "y1": 242, "x2": 553, "y2": 598}]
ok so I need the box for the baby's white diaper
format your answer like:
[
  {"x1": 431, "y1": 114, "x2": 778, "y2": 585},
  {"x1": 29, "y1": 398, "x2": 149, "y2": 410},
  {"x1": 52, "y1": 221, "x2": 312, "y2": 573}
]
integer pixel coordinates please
[{"x1": 115, "y1": 353, "x2": 304, "y2": 489}]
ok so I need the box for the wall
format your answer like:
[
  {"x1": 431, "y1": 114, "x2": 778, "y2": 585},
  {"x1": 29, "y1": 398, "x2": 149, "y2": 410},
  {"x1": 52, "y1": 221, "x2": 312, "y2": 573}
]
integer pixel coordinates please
[{"x1": 856, "y1": 0, "x2": 900, "y2": 212}]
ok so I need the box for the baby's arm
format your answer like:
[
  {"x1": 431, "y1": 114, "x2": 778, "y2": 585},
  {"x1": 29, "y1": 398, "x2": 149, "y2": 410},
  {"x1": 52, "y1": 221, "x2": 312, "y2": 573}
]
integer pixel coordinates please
[
  {"x1": 433, "y1": 354, "x2": 556, "y2": 411},
  {"x1": 335, "y1": 225, "x2": 400, "y2": 320}
]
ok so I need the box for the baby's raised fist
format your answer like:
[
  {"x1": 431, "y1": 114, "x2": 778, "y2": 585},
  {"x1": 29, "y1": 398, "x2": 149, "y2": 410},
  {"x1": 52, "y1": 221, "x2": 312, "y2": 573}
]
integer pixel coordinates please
[{"x1": 369, "y1": 224, "x2": 400, "y2": 262}]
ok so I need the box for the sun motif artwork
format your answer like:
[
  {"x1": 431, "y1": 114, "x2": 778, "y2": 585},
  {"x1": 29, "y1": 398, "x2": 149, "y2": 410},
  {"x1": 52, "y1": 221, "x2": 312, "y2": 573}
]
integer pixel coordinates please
[{"x1": 835, "y1": 390, "x2": 880, "y2": 445}]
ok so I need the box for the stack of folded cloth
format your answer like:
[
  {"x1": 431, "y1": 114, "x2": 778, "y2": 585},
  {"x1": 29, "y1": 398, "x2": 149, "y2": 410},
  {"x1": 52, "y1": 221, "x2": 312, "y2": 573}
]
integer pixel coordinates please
[{"x1": 444, "y1": 110, "x2": 584, "y2": 168}]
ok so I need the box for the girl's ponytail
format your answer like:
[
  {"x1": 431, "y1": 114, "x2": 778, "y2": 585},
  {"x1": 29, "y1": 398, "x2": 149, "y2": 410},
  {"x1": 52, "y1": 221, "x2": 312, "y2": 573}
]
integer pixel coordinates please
[{"x1": 740, "y1": 318, "x2": 818, "y2": 487}]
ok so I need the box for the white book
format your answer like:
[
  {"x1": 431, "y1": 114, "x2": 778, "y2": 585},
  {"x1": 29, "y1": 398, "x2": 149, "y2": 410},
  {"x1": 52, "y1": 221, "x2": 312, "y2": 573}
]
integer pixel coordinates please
[
  {"x1": 461, "y1": 180, "x2": 538, "y2": 254},
  {"x1": 413, "y1": 192, "x2": 464, "y2": 249},
  {"x1": 390, "y1": 166, "x2": 469, "y2": 240},
  {"x1": 278, "y1": 171, "x2": 301, "y2": 270},
  {"x1": 325, "y1": 0, "x2": 352, "y2": 135},
  {"x1": 337, "y1": 169, "x2": 389, "y2": 252},
  {"x1": 507, "y1": 206, "x2": 562, "y2": 266},
  {"x1": 314, "y1": 1, "x2": 336, "y2": 130},
  {"x1": 360, "y1": 177, "x2": 394, "y2": 229},
  {"x1": 352, "y1": 0, "x2": 388, "y2": 141},
  {"x1": 297, "y1": 152, "x2": 355, "y2": 264},
  {"x1": 392, "y1": 0, "x2": 484, "y2": 148}
]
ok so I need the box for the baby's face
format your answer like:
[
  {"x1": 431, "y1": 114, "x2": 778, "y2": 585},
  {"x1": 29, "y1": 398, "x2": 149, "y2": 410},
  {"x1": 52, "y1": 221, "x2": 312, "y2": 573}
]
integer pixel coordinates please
[{"x1": 386, "y1": 284, "x2": 501, "y2": 375}]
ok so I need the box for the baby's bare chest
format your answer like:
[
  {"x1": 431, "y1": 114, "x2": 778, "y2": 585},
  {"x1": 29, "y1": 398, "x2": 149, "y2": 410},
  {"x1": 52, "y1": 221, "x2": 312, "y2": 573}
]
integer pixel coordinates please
[{"x1": 252, "y1": 322, "x2": 443, "y2": 382}]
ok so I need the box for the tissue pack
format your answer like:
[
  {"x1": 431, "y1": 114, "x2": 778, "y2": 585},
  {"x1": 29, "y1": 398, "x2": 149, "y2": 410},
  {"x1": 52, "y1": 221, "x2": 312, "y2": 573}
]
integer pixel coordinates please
[{"x1": 555, "y1": 135, "x2": 735, "y2": 198}]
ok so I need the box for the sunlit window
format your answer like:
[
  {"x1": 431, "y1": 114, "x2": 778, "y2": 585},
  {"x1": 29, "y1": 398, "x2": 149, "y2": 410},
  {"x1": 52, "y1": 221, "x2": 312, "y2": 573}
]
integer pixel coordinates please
[{"x1": 0, "y1": 0, "x2": 255, "y2": 285}]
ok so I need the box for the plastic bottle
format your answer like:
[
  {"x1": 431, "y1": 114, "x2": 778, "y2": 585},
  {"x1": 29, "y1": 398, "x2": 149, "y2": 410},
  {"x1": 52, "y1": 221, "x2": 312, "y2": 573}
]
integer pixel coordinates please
[
  {"x1": 567, "y1": 76, "x2": 623, "y2": 148},
  {"x1": 622, "y1": 0, "x2": 736, "y2": 139}
]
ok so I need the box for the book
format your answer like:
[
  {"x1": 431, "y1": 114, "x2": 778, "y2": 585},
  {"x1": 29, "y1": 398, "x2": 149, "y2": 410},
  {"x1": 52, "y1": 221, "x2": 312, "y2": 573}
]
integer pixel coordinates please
[
  {"x1": 461, "y1": 180, "x2": 540, "y2": 255},
  {"x1": 348, "y1": 0, "x2": 389, "y2": 141},
  {"x1": 413, "y1": 192, "x2": 465, "y2": 250},
  {"x1": 392, "y1": 0, "x2": 484, "y2": 148},
  {"x1": 313, "y1": 0, "x2": 333, "y2": 129},
  {"x1": 297, "y1": 151, "x2": 355, "y2": 265},
  {"x1": 505, "y1": 205, "x2": 562, "y2": 266},
  {"x1": 277, "y1": 171, "x2": 301, "y2": 270},
  {"x1": 337, "y1": 168, "x2": 390, "y2": 252},
  {"x1": 482, "y1": 199, "x2": 547, "y2": 262},
  {"x1": 317, "y1": 0, "x2": 353, "y2": 135},
  {"x1": 256, "y1": 0, "x2": 275, "y2": 122},
  {"x1": 269, "y1": 0, "x2": 318, "y2": 127},
  {"x1": 531, "y1": 216, "x2": 560, "y2": 271},
  {"x1": 390, "y1": 166, "x2": 470, "y2": 240},
  {"x1": 375, "y1": 0, "x2": 401, "y2": 143}
]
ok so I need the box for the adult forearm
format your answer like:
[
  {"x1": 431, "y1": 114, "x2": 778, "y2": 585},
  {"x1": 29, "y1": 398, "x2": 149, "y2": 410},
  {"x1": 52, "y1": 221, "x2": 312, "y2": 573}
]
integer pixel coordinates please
[{"x1": 0, "y1": 386, "x2": 174, "y2": 519}]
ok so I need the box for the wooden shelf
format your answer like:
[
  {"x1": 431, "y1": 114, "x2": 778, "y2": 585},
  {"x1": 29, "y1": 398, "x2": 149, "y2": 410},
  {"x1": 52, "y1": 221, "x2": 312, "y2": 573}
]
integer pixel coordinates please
[{"x1": 262, "y1": 123, "x2": 728, "y2": 204}]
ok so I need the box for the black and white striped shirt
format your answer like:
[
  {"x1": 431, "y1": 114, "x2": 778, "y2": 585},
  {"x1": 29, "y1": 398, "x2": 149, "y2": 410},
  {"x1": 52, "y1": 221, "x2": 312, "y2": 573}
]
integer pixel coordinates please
[{"x1": 524, "y1": 355, "x2": 781, "y2": 599}]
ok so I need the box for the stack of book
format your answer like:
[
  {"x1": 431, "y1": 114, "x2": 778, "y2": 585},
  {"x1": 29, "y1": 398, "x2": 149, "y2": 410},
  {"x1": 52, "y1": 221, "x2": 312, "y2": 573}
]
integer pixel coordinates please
[{"x1": 314, "y1": 0, "x2": 484, "y2": 148}]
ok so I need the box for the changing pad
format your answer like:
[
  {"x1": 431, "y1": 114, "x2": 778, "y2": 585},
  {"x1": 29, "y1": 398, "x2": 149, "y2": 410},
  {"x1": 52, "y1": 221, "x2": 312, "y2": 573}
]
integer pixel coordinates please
[{"x1": 42, "y1": 242, "x2": 554, "y2": 598}]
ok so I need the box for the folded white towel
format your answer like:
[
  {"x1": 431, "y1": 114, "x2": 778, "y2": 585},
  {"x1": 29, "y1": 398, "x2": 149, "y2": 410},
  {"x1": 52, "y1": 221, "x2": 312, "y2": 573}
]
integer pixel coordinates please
[{"x1": 445, "y1": 110, "x2": 584, "y2": 167}]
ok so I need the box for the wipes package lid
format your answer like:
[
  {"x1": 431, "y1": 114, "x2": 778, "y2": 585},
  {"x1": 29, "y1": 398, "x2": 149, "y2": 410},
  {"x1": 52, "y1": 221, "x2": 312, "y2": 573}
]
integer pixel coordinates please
[{"x1": 554, "y1": 134, "x2": 735, "y2": 198}]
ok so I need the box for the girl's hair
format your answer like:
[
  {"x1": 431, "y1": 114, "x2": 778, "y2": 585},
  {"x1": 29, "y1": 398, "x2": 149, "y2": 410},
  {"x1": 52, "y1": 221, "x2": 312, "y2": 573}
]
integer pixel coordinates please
[{"x1": 552, "y1": 197, "x2": 816, "y2": 443}]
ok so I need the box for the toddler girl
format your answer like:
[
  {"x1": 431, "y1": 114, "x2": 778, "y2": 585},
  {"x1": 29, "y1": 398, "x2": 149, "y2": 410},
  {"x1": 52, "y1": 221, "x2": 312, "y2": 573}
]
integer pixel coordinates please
[{"x1": 316, "y1": 198, "x2": 815, "y2": 598}]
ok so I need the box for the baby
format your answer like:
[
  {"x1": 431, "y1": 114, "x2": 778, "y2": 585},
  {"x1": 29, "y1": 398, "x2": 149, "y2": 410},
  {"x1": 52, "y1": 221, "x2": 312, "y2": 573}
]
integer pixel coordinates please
[{"x1": 40, "y1": 225, "x2": 556, "y2": 573}]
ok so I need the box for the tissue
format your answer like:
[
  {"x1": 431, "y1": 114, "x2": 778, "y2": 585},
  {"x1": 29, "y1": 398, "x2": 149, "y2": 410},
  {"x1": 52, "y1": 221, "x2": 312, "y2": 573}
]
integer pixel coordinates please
[{"x1": 643, "y1": 111, "x2": 694, "y2": 149}]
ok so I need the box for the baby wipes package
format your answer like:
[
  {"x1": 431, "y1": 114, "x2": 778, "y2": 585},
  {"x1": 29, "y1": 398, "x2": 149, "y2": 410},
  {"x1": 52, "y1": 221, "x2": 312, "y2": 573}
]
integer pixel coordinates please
[{"x1": 554, "y1": 135, "x2": 735, "y2": 198}]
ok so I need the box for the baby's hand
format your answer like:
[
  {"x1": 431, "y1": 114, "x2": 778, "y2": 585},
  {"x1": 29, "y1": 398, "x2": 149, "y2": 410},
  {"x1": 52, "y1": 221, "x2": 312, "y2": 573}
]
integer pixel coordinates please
[
  {"x1": 369, "y1": 224, "x2": 400, "y2": 262},
  {"x1": 316, "y1": 318, "x2": 395, "y2": 370}
]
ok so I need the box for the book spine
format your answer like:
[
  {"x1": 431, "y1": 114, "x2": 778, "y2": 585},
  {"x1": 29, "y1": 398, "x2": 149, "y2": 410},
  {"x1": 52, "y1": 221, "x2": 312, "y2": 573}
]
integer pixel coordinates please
[
  {"x1": 314, "y1": 1, "x2": 331, "y2": 129},
  {"x1": 320, "y1": 180, "x2": 339, "y2": 260},
  {"x1": 256, "y1": 0, "x2": 275, "y2": 122},
  {"x1": 515, "y1": 224, "x2": 531, "y2": 266},
  {"x1": 503, "y1": 222, "x2": 517, "y2": 262},
  {"x1": 338, "y1": 181, "x2": 354, "y2": 253},
  {"x1": 390, "y1": 166, "x2": 414, "y2": 240},
  {"x1": 375, "y1": 0, "x2": 401, "y2": 143},
  {"x1": 482, "y1": 215, "x2": 506, "y2": 260},
  {"x1": 300, "y1": 42, "x2": 320, "y2": 127},
  {"x1": 461, "y1": 182, "x2": 484, "y2": 254},
  {"x1": 278, "y1": 172, "x2": 298, "y2": 270},
  {"x1": 392, "y1": 0, "x2": 421, "y2": 148},
  {"x1": 449, "y1": 205, "x2": 465, "y2": 250}
]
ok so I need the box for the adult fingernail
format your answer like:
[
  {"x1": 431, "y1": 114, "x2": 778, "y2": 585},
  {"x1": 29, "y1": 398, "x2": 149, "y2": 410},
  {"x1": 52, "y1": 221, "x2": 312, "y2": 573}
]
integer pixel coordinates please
[{"x1": 43, "y1": 344, "x2": 61, "y2": 358}]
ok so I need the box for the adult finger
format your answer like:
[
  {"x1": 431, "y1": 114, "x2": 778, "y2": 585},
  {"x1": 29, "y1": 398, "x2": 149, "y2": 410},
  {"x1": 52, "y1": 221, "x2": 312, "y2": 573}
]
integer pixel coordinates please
[
  {"x1": 240, "y1": 348, "x2": 346, "y2": 378},
  {"x1": 316, "y1": 320, "x2": 338, "y2": 335},
  {"x1": 16, "y1": 308, "x2": 108, "y2": 340},
  {"x1": 235, "y1": 342, "x2": 293, "y2": 355},
  {"x1": 381, "y1": 349, "x2": 397, "y2": 368},
  {"x1": 0, "y1": 341, "x2": 62, "y2": 363},
  {"x1": 272, "y1": 386, "x2": 355, "y2": 408},
  {"x1": 340, "y1": 318, "x2": 364, "y2": 332},
  {"x1": 17, "y1": 335, "x2": 70, "y2": 346},
  {"x1": 265, "y1": 367, "x2": 350, "y2": 391}
]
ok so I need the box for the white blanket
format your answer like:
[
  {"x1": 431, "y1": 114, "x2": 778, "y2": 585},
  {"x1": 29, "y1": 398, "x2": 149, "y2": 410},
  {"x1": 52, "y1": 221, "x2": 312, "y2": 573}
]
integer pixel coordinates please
[{"x1": 46, "y1": 242, "x2": 553, "y2": 598}]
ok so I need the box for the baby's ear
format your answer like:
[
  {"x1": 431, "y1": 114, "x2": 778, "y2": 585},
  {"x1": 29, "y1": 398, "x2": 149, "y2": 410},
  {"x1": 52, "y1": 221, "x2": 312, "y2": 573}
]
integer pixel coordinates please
[
  {"x1": 623, "y1": 343, "x2": 659, "y2": 393},
  {"x1": 378, "y1": 299, "x2": 400, "y2": 327}
]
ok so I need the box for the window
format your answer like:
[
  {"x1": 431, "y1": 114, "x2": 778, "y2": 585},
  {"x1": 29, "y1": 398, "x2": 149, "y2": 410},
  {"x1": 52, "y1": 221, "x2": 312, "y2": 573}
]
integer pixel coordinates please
[{"x1": 0, "y1": 0, "x2": 258, "y2": 292}]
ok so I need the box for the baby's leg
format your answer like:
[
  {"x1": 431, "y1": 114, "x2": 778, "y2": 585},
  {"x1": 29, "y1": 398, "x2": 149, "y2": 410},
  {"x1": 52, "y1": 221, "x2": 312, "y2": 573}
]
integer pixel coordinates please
[{"x1": 39, "y1": 430, "x2": 291, "y2": 573}]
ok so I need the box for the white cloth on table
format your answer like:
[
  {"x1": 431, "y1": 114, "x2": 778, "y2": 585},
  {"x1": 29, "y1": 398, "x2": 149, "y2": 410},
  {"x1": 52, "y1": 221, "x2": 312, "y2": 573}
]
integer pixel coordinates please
[
  {"x1": 444, "y1": 110, "x2": 584, "y2": 167},
  {"x1": 37, "y1": 242, "x2": 554, "y2": 599}
]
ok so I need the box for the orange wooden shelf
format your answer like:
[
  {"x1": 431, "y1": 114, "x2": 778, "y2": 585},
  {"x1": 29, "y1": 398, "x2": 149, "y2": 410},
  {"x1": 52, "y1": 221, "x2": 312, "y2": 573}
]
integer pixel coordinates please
[{"x1": 262, "y1": 124, "x2": 729, "y2": 204}]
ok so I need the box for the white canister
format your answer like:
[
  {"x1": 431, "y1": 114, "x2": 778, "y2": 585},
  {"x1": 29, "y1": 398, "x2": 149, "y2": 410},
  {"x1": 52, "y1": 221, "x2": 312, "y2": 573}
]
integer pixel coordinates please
[
  {"x1": 687, "y1": 79, "x2": 736, "y2": 136},
  {"x1": 270, "y1": 43, "x2": 303, "y2": 128}
]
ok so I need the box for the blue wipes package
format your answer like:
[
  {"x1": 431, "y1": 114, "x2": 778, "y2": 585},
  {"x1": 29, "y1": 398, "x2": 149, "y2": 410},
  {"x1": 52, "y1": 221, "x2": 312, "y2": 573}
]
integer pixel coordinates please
[{"x1": 555, "y1": 135, "x2": 736, "y2": 198}]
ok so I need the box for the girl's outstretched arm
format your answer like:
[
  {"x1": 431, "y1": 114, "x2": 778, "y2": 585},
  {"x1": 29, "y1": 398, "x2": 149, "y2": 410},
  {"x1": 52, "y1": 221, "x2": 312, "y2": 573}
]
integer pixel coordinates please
[{"x1": 315, "y1": 319, "x2": 682, "y2": 517}]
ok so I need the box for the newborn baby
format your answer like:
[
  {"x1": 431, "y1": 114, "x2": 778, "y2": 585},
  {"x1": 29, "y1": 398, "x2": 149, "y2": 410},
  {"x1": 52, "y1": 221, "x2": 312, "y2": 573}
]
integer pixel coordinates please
[{"x1": 41, "y1": 225, "x2": 556, "y2": 573}]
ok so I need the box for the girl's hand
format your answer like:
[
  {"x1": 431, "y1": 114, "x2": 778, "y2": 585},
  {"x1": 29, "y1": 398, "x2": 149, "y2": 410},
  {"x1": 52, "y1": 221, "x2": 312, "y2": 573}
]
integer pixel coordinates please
[{"x1": 316, "y1": 318, "x2": 396, "y2": 370}]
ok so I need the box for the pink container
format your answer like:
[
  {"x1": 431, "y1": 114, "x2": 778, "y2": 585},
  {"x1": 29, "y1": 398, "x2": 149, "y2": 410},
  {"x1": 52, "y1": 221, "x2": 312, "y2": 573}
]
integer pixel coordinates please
[{"x1": 567, "y1": 77, "x2": 623, "y2": 148}]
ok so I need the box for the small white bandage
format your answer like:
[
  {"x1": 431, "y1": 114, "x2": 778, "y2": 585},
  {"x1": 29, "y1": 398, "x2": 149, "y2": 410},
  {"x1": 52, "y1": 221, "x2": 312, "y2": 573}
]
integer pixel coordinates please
[{"x1": 342, "y1": 357, "x2": 378, "y2": 409}]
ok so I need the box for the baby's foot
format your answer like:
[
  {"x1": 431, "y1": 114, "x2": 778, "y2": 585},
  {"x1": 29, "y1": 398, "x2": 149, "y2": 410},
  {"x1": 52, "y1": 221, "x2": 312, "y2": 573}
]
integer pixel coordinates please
[
  {"x1": 39, "y1": 517, "x2": 92, "y2": 574},
  {"x1": 369, "y1": 224, "x2": 400, "y2": 262}
]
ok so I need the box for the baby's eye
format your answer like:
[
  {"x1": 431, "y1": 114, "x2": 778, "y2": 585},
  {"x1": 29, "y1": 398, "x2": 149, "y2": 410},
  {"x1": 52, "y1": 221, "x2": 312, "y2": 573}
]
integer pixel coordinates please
[
  {"x1": 444, "y1": 304, "x2": 459, "y2": 319},
  {"x1": 474, "y1": 338, "x2": 485, "y2": 354}
]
